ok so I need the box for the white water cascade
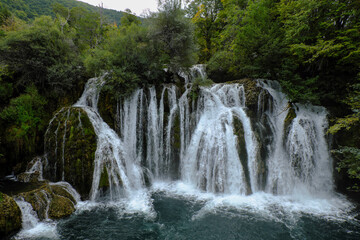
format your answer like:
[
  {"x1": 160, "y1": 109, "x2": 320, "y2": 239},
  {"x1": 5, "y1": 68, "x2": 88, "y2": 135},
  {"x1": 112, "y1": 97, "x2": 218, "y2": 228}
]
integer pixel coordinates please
[
  {"x1": 257, "y1": 80, "x2": 334, "y2": 197},
  {"x1": 73, "y1": 75, "x2": 145, "y2": 201},
  {"x1": 14, "y1": 199, "x2": 59, "y2": 240},
  {"x1": 45, "y1": 65, "x2": 337, "y2": 202}
]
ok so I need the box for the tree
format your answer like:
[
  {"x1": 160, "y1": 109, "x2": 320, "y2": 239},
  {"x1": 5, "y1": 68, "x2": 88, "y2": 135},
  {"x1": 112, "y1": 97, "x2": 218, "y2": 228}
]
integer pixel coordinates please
[
  {"x1": 186, "y1": 0, "x2": 224, "y2": 62},
  {"x1": 148, "y1": 0, "x2": 197, "y2": 74},
  {"x1": 278, "y1": 0, "x2": 360, "y2": 105},
  {"x1": 0, "y1": 16, "x2": 82, "y2": 98},
  {"x1": 120, "y1": 9, "x2": 141, "y2": 27}
]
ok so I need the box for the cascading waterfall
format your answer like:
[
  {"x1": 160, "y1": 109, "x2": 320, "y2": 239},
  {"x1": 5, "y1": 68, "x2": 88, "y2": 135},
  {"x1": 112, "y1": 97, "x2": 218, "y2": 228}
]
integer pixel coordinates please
[
  {"x1": 257, "y1": 80, "x2": 334, "y2": 196},
  {"x1": 73, "y1": 75, "x2": 145, "y2": 201},
  {"x1": 106, "y1": 70, "x2": 334, "y2": 198},
  {"x1": 45, "y1": 66, "x2": 336, "y2": 201},
  {"x1": 285, "y1": 105, "x2": 333, "y2": 196},
  {"x1": 257, "y1": 80, "x2": 293, "y2": 194},
  {"x1": 180, "y1": 84, "x2": 258, "y2": 194}
]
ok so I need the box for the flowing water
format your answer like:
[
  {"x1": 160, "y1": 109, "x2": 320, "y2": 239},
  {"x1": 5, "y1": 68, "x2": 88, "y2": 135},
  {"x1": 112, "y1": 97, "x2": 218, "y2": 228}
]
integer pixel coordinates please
[{"x1": 13, "y1": 70, "x2": 360, "y2": 239}]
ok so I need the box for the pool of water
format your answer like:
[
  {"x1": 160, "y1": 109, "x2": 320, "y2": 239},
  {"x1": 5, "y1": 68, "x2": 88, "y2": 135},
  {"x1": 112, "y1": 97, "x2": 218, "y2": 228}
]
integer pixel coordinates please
[{"x1": 14, "y1": 182, "x2": 360, "y2": 240}]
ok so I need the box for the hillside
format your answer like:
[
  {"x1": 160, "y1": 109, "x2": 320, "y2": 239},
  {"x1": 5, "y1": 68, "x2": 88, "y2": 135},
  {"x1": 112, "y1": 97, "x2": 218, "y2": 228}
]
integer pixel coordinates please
[{"x1": 0, "y1": 0, "x2": 123, "y2": 24}]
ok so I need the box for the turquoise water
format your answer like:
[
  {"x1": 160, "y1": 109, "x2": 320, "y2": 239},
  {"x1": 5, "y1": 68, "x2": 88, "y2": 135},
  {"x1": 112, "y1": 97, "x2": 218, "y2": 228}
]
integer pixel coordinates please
[
  {"x1": 15, "y1": 183, "x2": 360, "y2": 240},
  {"x1": 58, "y1": 193, "x2": 360, "y2": 240}
]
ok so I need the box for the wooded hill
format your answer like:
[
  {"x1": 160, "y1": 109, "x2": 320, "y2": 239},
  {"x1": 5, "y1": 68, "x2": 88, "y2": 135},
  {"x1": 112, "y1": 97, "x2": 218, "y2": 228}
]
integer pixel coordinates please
[{"x1": 0, "y1": 0, "x2": 124, "y2": 25}]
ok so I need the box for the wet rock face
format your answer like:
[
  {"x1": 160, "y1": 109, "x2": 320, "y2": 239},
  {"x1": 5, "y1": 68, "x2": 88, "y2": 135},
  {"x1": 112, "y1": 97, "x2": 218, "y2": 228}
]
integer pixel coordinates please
[
  {"x1": 44, "y1": 107, "x2": 97, "y2": 199},
  {"x1": 17, "y1": 182, "x2": 77, "y2": 221},
  {"x1": 0, "y1": 193, "x2": 22, "y2": 238},
  {"x1": 226, "y1": 79, "x2": 262, "y2": 113}
]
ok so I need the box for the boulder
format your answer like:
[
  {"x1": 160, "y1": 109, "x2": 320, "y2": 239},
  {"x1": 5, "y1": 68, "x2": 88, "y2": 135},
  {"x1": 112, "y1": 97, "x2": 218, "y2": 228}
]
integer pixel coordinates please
[
  {"x1": 18, "y1": 182, "x2": 77, "y2": 221},
  {"x1": 0, "y1": 192, "x2": 22, "y2": 238},
  {"x1": 44, "y1": 107, "x2": 97, "y2": 199}
]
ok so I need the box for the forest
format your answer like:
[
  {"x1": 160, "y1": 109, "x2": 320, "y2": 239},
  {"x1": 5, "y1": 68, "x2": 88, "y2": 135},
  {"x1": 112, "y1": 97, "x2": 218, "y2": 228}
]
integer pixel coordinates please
[{"x1": 0, "y1": 0, "x2": 359, "y2": 194}]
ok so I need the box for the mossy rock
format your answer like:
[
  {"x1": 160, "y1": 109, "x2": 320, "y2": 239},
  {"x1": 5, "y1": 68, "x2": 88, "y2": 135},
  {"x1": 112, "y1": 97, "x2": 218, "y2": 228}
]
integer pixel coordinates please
[
  {"x1": 99, "y1": 167, "x2": 109, "y2": 189},
  {"x1": 48, "y1": 195, "x2": 75, "y2": 220},
  {"x1": 50, "y1": 185, "x2": 76, "y2": 204},
  {"x1": 284, "y1": 104, "x2": 297, "y2": 137},
  {"x1": 0, "y1": 193, "x2": 22, "y2": 238},
  {"x1": 18, "y1": 182, "x2": 77, "y2": 221},
  {"x1": 226, "y1": 79, "x2": 262, "y2": 111},
  {"x1": 233, "y1": 117, "x2": 252, "y2": 195},
  {"x1": 44, "y1": 107, "x2": 96, "y2": 199},
  {"x1": 19, "y1": 183, "x2": 50, "y2": 220}
]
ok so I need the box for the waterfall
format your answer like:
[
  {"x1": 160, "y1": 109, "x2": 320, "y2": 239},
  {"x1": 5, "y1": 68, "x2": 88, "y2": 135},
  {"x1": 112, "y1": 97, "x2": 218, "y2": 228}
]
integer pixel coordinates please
[
  {"x1": 285, "y1": 105, "x2": 334, "y2": 196},
  {"x1": 257, "y1": 80, "x2": 333, "y2": 196},
  {"x1": 14, "y1": 198, "x2": 59, "y2": 240},
  {"x1": 109, "y1": 78, "x2": 334, "y2": 197},
  {"x1": 180, "y1": 84, "x2": 257, "y2": 194},
  {"x1": 41, "y1": 66, "x2": 336, "y2": 202},
  {"x1": 15, "y1": 199, "x2": 40, "y2": 230},
  {"x1": 178, "y1": 64, "x2": 207, "y2": 84},
  {"x1": 74, "y1": 75, "x2": 145, "y2": 201}
]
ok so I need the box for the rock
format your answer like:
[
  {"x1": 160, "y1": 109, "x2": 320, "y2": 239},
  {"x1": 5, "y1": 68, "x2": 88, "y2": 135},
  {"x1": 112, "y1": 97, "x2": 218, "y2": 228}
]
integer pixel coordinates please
[
  {"x1": 233, "y1": 117, "x2": 252, "y2": 195},
  {"x1": 44, "y1": 107, "x2": 97, "y2": 199},
  {"x1": 48, "y1": 195, "x2": 75, "y2": 220},
  {"x1": 283, "y1": 104, "x2": 297, "y2": 139},
  {"x1": 18, "y1": 182, "x2": 77, "y2": 221},
  {"x1": 0, "y1": 192, "x2": 22, "y2": 238},
  {"x1": 226, "y1": 78, "x2": 262, "y2": 110}
]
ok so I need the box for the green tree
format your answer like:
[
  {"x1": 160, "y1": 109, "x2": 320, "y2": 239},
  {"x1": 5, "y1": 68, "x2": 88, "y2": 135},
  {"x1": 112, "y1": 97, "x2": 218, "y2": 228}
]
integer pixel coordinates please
[
  {"x1": 186, "y1": 0, "x2": 224, "y2": 62},
  {"x1": 148, "y1": 0, "x2": 197, "y2": 74},
  {"x1": 0, "y1": 15, "x2": 82, "y2": 98},
  {"x1": 120, "y1": 9, "x2": 141, "y2": 27},
  {"x1": 278, "y1": 0, "x2": 360, "y2": 105}
]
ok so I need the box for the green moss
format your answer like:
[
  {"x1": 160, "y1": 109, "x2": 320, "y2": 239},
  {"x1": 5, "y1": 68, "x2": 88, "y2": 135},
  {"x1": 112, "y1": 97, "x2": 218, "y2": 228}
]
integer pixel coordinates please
[
  {"x1": 44, "y1": 107, "x2": 96, "y2": 199},
  {"x1": 17, "y1": 182, "x2": 77, "y2": 221},
  {"x1": 50, "y1": 185, "x2": 76, "y2": 204},
  {"x1": 0, "y1": 192, "x2": 3, "y2": 202},
  {"x1": 233, "y1": 117, "x2": 252, "y2": 195},
  {"x1": 284, "y1": 105, "x2": 296, "y2": 134},
  {"x1": 99, "y1": 167, "x2": 109, "y2": 188},
  {"x1": 69, "y1": 126, "x2": 75, "y2": 141},
  {"x1": 0, "y1": 193, "x2": 22, "y2": 237},
  {"x1": 48, "y1": 195, "x2": 75, "y2": 220},
  {"x1": 226, "y1": 78, "x2": 261, "y2": 108}
]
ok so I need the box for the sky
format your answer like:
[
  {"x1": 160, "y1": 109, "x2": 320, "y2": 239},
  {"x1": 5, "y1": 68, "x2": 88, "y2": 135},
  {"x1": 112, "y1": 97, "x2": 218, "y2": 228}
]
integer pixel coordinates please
[{"x1": 77, "y1": 0, "x2": 159, "y2": 16}]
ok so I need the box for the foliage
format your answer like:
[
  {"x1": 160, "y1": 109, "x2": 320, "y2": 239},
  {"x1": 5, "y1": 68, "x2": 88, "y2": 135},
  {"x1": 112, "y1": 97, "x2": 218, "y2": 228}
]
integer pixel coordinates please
[
  {"x1": 0, "y1": 15, "x2": 83, "y2": 98},
  {"x1": 332, "y1": 147, "x2": 360, "y2": 191},
  {"x1": 186, "y1": 0, "x2": 224, "y2": 62},
  {"x1": 0, "y1": 85, "x2": 47, "y2": 154},
  {"x1": 148, "y1": 0, "x2": 197, "y2": 74},
  {"x1": 329, "y1": 83, "x2": 360, "y2": 134},
  {"x1": 328, "y1": 82, "x2": 360, "y2": 191},
  {"x1": 84, "y1": 21, "x2": 165, "y2": 98},
  {"x1": 0, "y1": 0, "x2": 124, "y2": 25},
  {"x1": 277, "y1": 0, "x2": 360, "y2": 104}
]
